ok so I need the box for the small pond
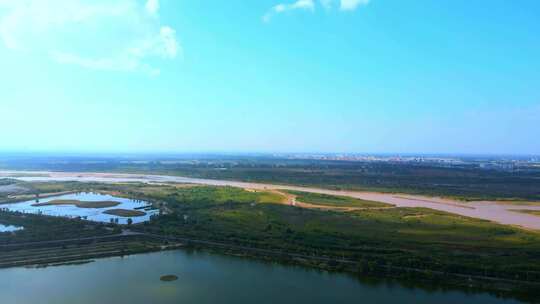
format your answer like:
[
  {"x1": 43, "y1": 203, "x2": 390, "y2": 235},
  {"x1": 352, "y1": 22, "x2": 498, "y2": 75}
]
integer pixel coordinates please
[
  {"x1": 1, "y1": 192, "x2": 158, "y2": 224},
  {"x1": 0, "y1": 224, "x2": 23, "y2": 233}
]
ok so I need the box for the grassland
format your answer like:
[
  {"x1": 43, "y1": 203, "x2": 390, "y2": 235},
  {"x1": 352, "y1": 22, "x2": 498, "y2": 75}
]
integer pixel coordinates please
[
  {"x1": 0, "y1": 236, "x2": 172, "y2": 269},
  {"x1": 286, "y1": 190, "x2": 391, "y2": 208},
  {"x1": 103, "y1": 209, "x2": 146, "y2": 217},
  {"x1": 0, "y1": 210, "x2": 115, "y2": 244},
  {"x1": 0, "y1": 179, "x2": 18, "y2": 186},
  {"x1": 32, "y1": 200, "x2": 121, "y2": 209},
  {"x1": 495, "y1": 201, "x2": 540, "y2": 206}
]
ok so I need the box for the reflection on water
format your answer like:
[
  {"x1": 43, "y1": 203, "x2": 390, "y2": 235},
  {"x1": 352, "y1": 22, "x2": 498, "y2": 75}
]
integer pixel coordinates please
[
  {"x1": 0, "y1": 250, "x2": 523, "y2": 304},
  {"x1": 1, "y1": 192, "x2": 158, "y2": 224},
  {"x1": 0, "y1": 224, "x2": 23, "y2": 233}
]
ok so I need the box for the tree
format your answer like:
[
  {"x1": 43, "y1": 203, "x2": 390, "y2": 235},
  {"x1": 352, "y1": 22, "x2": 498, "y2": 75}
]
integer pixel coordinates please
[{"x1": 127, "y1": 218, "x2": 133, "y2": 226}]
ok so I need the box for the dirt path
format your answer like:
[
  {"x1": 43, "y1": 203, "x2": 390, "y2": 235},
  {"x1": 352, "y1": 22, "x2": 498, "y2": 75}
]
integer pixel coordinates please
[{"x1": 2, "y1": 170, "x2": 540, "y2": 230}]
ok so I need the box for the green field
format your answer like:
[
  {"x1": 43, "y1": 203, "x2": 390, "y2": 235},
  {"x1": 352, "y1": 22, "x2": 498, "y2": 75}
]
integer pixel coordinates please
[
  {"x1": 0, "y1": 211, "x2": 115, "y2": 244},
  {"x1": 286, "y1": 190, "x2": 391, "y2": 208},
  {"x1": 32, "y1": 199, "x2": 121, "y2": 209},
  {"x1": 495, "y1": 201, "x2": 540, "y2": 206},
  {"x1": 0, "y1": 179, "x2": 18, "y2": 186},
  {"x1": 511, "y1": 209, "x2": 540, "y2": 217},
  {"x1": 103, "y1": 209, "x2": 146, "y2": 217}
]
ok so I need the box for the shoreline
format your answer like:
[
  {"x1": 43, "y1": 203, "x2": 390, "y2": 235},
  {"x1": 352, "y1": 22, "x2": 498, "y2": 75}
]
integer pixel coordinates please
[{"x1": 1, "y1": 231, "x2": 538, "y2": 303}]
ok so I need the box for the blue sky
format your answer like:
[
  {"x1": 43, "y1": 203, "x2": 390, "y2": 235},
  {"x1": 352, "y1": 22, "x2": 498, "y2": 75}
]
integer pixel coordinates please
[{"x1": 1, "y1": 0, "x2": 539, "y2": 154}]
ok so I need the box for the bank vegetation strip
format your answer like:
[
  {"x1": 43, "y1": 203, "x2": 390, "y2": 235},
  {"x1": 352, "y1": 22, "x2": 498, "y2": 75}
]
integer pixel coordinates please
[{"x1": 32, "y1": 200, "x2": 121, "y2": 209}]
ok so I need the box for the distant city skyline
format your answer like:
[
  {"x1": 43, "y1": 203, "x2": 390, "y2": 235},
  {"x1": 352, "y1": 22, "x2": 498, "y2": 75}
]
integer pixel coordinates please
[{"x1": 1, "y1": 0, "x2": 539, "y2": 154}]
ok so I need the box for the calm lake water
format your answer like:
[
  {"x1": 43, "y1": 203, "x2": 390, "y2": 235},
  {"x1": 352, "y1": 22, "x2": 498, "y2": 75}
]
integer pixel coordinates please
[
  {"x1": 0, "y1": 250, "x2": 523, "y2": 304},
  {"x1": 1, "y1": 192, "x2": 158, "y2": 224}
]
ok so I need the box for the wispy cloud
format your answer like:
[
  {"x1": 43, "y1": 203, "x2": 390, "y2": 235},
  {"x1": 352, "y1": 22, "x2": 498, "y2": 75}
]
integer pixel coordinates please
[
  {"x1": 319, "y1": 0, "x2": 334, "y2": 9},
  {"x1": 145, "y1": 0, "x2": 159, "y2": 15},
  {"x1": 264, "y1": 0, "x2": 370, "y2": 22},
  {"x1": 319, "y1": 0, "x2": 370, "y2": 11},
  {"x1": 263, "y1": 0, "x2": 315, "y2": 23},
  {"x1": 0, "y1": 0, "x2": 179, "y2": 75},
  {"x1": 339, "y1": 0, "x2": 370, "y2": 11}
]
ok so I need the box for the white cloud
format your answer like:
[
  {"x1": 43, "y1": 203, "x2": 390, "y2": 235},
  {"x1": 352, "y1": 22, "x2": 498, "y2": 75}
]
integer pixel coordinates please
[
  {"x1": 157, "y1": 26, "x2": 178, "y2": 58},
  {"x1": 264, "y1": 0, "x2": 370, "y2": 22},
  {"x1": 340, "y1": 0, "x2": 370, "y2": 11},
  {"x1": 319, "y1": 0, "x2": 333, "y2": 9},
  {"x1": 145, "y1": 0, "x2": 159, "y2": 15},
  {"x1": 263, "y1": 0, "x2": 315, "y2": 22},
  {"x1": 0, "y1": 0, "x2": 179, "y2": 75}
]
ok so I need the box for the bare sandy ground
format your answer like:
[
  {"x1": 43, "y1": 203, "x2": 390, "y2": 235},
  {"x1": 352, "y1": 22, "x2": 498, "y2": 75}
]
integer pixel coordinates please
[{"x1": 1, "y1": 170, "x2": 539, "y2": 230}]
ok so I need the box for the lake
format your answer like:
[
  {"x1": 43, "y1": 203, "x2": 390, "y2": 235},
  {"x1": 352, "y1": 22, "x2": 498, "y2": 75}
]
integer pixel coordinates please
[
  {"x1": 0, "y1": 250, "x2": 523, "y2": 304},
  {"x1": 1, "y1": 192, "x2": 158, "y2": 224}
]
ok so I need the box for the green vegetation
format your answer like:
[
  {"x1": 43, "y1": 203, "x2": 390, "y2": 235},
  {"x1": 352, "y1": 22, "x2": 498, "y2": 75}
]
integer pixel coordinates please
[
  {"x1": 26, "y1": 182, "x2": 80, "y2": 194},
  {"x1": 286, "y1": 190, "x2": 391, "y2": 208},
  {"x1": 495, "y1": 201, "x2": 540, "y2": 206},
  {"x1": 0, "y1": 211, "x2": 114, "y2": 244},
  {"x1": 32, "y1": 200, "x2": 121, "y2": 209},
  {"x1": 0, "y1": 179, "x2": 17, "y2": 186},
  {"x1": 0, "y1": 238, "x2": 170, "y2": 269},
  {"x1": 0, "y1": 181, "x2": 78, "y2": 204},
  {"x1": 173, "y1": 186, "x2": 283, "y2": 205},
  {"x1": 511, "y1": 209, "x2": 540, "y2": 217},
  {"x1": 103, "y1": 209, "x2": 146, "y2": 217},
  {"x1": 0, "y1": 179, "x2": 27, "y2": 201},
  {"x1": 160, "y1": 275, "x2": 178, "y2": 282}
]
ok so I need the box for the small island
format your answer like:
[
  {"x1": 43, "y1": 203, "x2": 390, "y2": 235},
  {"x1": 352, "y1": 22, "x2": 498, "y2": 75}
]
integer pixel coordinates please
[
  {"x1": 32, "y1": 200, "x2": 121, "y2": 209},
  {"x1": 160, "y1": 275, "x2": 178, "y2": 282},
  {"x1": 103, "y1": 209, "x2": 146, "y2": 217}
]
